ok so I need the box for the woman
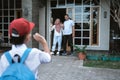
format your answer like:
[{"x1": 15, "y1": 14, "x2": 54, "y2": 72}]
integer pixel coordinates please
[{"x1": 51, "y1": 18, "x2": 63, "y2": 55}]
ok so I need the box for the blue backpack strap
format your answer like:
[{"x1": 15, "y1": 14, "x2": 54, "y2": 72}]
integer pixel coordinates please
[
  {"x1": 20, "y1": 48, "x2": 32, "y2": 63},
  {"x1": 5, "y1": 52, "x2": 12, "y2": 64}
]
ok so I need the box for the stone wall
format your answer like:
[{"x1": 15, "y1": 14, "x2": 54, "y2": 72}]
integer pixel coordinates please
[
  {"x1": 22, "y1": 0, "x2": 46, "y2": 48},
  {"x1": 32, "y1": 0, "x2": 47, "y2": 48},
  {"x1": 22, "y1": 0, "x2": 33, "y2": 47},
  {"x1": 32, "y1": 0, "x2": 40, "y2": 48}
]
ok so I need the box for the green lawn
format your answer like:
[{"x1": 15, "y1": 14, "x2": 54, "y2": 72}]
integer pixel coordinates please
[{"x1": 83, "y1": 60, "x2": 120, "y2": 69}]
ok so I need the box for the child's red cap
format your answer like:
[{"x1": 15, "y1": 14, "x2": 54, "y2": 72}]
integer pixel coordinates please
[{"x1": 9, "y1": 18, "x2": 35, "y2": 37}]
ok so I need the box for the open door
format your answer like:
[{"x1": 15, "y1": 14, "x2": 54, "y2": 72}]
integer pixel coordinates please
[{"x1": 51, "y1": 9, "x2": 66, "y2": 50}]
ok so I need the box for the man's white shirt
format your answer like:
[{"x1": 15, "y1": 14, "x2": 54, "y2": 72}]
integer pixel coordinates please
[{"x1": 63, "y1": 19, "x2": 74, "y2": 35}]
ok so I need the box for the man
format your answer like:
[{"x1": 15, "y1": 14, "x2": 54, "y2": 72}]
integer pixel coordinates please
[{"x1": 63, "y1": 14, "x2": 75, "y2": 55}]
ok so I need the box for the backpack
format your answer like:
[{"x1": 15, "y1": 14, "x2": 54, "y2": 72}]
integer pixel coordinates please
[{"x1": 0, "y1": 48, "x2": 35, "y2": 80}]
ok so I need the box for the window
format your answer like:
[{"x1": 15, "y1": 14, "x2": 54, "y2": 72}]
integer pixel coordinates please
[
  {"x1": 50, "y1": 0, "x2": 100, "y2": 46},
  {"x1": 74, "y1": 0, "x2": 100, "y2": 46},
  {"x1": 0, "y1": 0, "x2": 22, "y2": 44}
]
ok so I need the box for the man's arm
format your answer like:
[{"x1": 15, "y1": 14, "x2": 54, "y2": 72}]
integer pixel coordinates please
[{"x1": 72, "y1": 26, "x2": 75, "y2": 37}]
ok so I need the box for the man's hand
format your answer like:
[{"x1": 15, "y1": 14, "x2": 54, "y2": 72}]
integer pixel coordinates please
[
  {"x1": 72, "y1": 33, "x2": 75, "y2": 38},
  {"x1": 72, "y1": 26, "x2": 75, "y2": 38}
]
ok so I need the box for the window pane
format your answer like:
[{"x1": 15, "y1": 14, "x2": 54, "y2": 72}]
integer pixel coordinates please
[
  {"x1": 0, "y1": 24, "x2": 2, "y2": 29},
  {"x1": 4, "y1": 17, "x2": 8, "y2": 22},
  {"x1": 83, "y1": 7, "x2": 90, "y2": 22},
  {"x1": 75, "y1": 31, "x2": 81, "y2": 37},
  {"x1": 0, "y1": 10, "x2": 2, "y2": 16},
  {"x1": 4, "y1": 10, "x2": 8, "y2": 16},
  {"x1": 91, "y1": 7, "x2": 99, "y2": 45},
  {"x1": 10, "y1": 17, "x2": 14, "y2": 22},
  {"x1": 4, "y1": 38, "x2": 8, "y2": 43},
  {"x1": 83, "y1": 31, "x2": 89, "y2": 37},
  {"x1": 67, "y1": 8, "x2": 73, "y2": 19},
  {"x1": 10, "y1": 0, "x2": 14, "y2": 9},
  {"x1": 83, "y1": 39, "x2": 89, "y2": 45},
  {"x1": 83, "y1": 14, "x2": 90, "y2": 22},
  {"x1": 75, "y1": 7, "x2": 82, "y2": 14},
  {"x1": 0, "y1": 17, "x2": 2, "y2": 22},
  {"x1": 51, "y1": 1, "x2": 57, "y2": 7},
  {"x1": 16, "y1": 0, "x2": 21, "y2": 8},
  {"x1": 75, "y1": 7, "x2": 82, "y2": 22},
  {"x1": 84, "y1": 7, "x2": 90, "y2": 13},
  {"x1": 4, "y1": 31, "x2": 8, "y2": 36},
  {"x1": 67, "y1": 0, "x2": 73, "y2": 4},
  {"x1": 0, "y1": 0, "x2": 2, "y2": 9},
  {"x1": 4, "y1": 24, "x2": 8, "y2": 29},
  {"x1": 75, "y1": 23, "x2": 81, "y2": 29},
  {"x1": 91, "y1": 0, "x2": 100, "y2": 5},
  {"x1": 3, "y1": 0, "x2": 8, "y2": 9},
  {"x1": 58, "y1": 0, "x2": 65, "y2": 6},
  {"x1": 75, "y1": 15, "x2": 82, "y2": 22},
  {"x1": 83, "y1": 23, "x2": 90, "y2": 29},
  {"x1": 16, "y1": 10, "x2": 22, "y2": 18},
  {"x1": 10, "y1": 10, "x2": 14, "y2": 16},
  {"x1": 75, "y1": 0, "x2": 82, "y2": 5},
  {"x1": 75, "y1": 39, "x2": 81, "y2": 45},
  {"x1": 83, "y1": 0, "x2": 90, "y2": 5}
]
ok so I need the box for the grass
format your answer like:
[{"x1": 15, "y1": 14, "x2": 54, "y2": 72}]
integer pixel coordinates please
[{"x1": 83, "y1": 60, "x2": 120, "y2": 69}]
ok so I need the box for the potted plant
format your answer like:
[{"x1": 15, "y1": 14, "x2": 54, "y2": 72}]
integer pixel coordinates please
[{"x1": 73, "y1": 45, "x2": 87, "y2": 60}]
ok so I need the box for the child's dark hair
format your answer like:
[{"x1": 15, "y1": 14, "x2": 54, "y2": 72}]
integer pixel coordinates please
[
  {"x1": 10, "y1": 29, "x2": 26, "y2": 45},
  {"x1": 10, "y1": 36, "x2": 26, "y2": 45}
]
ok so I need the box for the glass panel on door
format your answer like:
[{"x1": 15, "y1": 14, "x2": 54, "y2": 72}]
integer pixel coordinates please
[{"x1": 91, "y1": 7, "x2": 99, "y2": 45}]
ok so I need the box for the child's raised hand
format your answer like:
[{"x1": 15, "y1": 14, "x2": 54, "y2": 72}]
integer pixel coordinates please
[
  {"x1": 33, "y1": 33, "x2": 46, "y2": 44},
  {"x1": 33, "y1": 33, "x2": 50, "y2": 53}
]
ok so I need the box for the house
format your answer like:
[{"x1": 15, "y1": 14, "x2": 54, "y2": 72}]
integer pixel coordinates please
[{"x1": 0, "y1": 0, "x2": 119, "y2": 52}]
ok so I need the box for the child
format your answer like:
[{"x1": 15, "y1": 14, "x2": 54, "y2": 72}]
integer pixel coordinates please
[
  {"x1": 51, "y1": 18, "x2": 63, "y2": 55},
  {"x1": 0, "y1": 18, "x2": 51, "y2": 80}
]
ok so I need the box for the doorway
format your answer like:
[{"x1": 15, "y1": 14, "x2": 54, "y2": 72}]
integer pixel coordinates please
[
  {"x1": 50, "y1": 9, "x2": 66, "y2": 50},
  {"x1": 51, "y1": 9, "x2": 66, "y2": 23}
]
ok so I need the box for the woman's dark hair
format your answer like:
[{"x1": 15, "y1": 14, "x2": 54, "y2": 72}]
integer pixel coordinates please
[
  {"x1": 10, "y1": 29, "x2": 26, "y2": 45},
  {"x1": 65, "y1": 14, "x2": 69, "y2": 17}
]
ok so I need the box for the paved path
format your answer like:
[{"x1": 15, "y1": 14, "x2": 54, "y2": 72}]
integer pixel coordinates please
[{"x1": 38, "y1": 56, "x2": 120, "y2": 80}]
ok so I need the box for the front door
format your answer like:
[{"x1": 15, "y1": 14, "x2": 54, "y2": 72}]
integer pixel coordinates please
[{"x1": 50, "y1": 9, "x2": 66, "y2": 50}]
